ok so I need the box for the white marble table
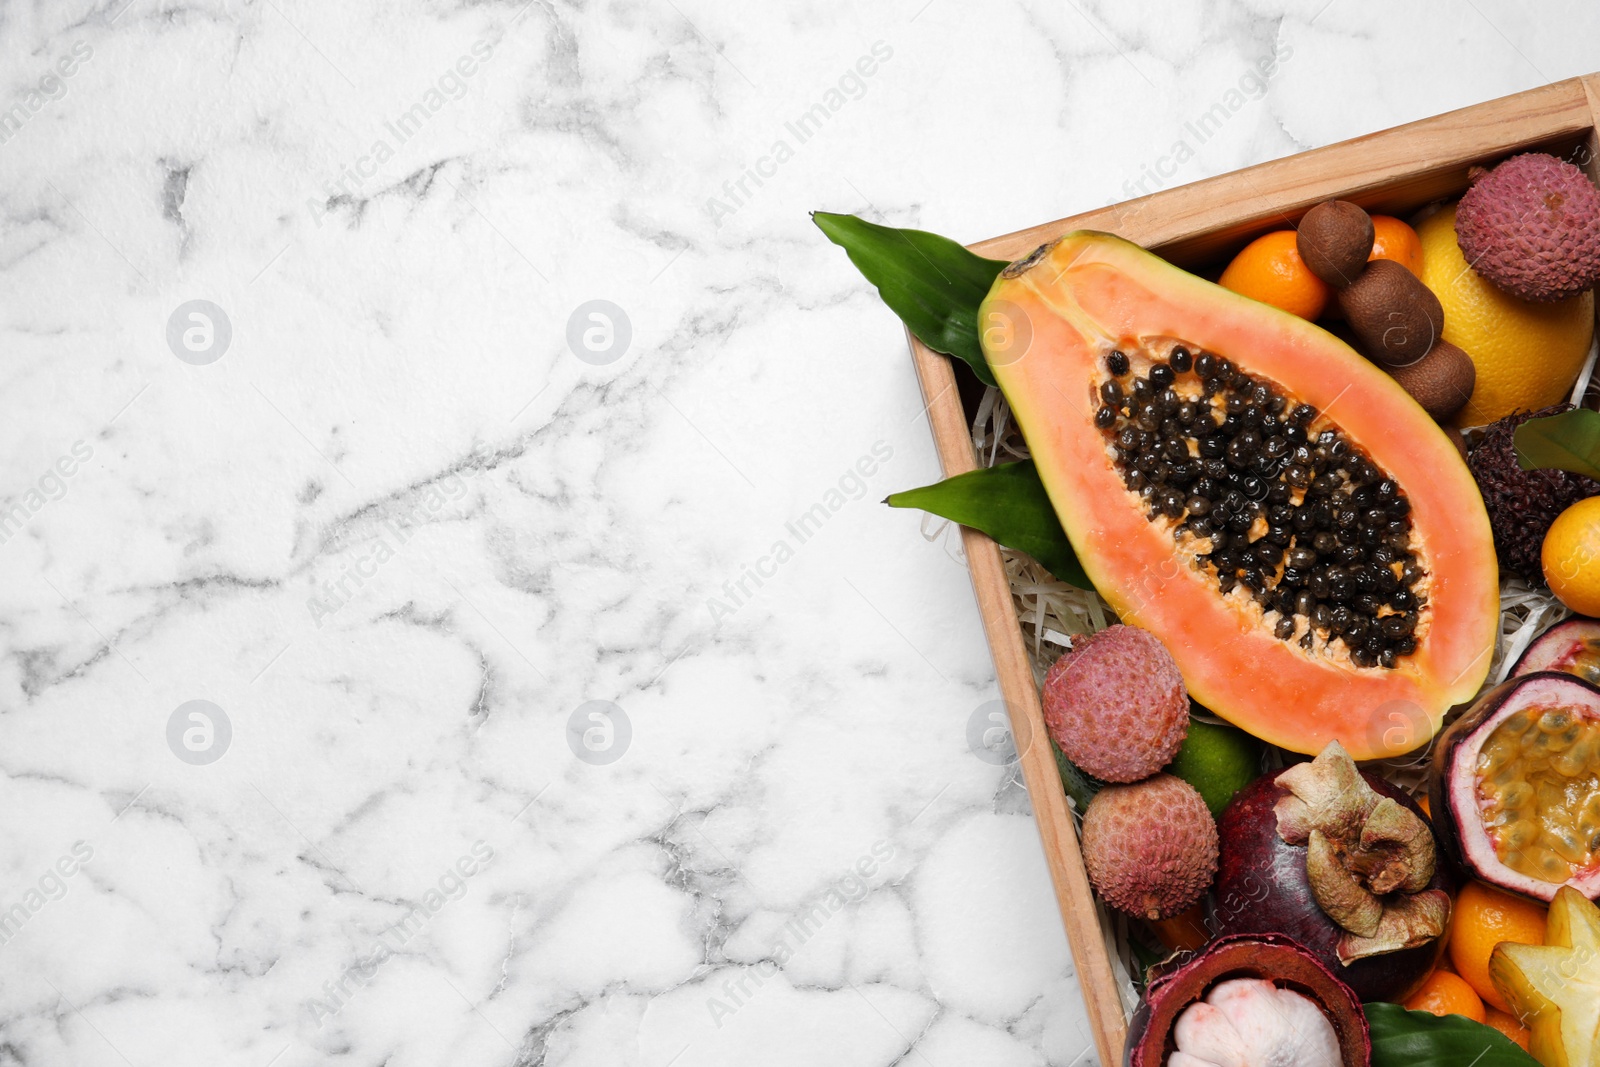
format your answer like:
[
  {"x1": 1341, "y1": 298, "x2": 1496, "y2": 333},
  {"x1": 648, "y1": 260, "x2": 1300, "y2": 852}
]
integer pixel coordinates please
[{"x1": 0, "y1": 1, "x2": 1594, "y2": 1063}]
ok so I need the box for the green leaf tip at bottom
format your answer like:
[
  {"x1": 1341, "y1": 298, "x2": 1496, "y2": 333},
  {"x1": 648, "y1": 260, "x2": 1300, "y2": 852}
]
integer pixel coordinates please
[
  {"x1": 1363, "y1": 1003, "x2": 1541, "y2": 1067},
  {"x1": 812, "y1": 211, "x2": 1006, "y2": 387},
  {"x1": 1513, "y1": 406, "x2": 1600, "y2": 480},
  {"x1": 886, "y1": 460, "x2": 1090, "y2": 589}
]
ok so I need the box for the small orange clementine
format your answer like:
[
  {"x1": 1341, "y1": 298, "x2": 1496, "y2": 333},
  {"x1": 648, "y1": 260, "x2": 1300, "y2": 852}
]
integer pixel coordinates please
[
  {"x1": 1449, "y1": 880, "x2": 1547, "y2": 1013},
  {"x1": 1369, "y1": 215, "x2": 1424, "y2": 276},
  {"x1": 1220, "y1": 230, "x2": 1331, "y2": 320},
  {"x1": 1483, "y1": 1007, "x2": 1531, "y2": 1050},
  {"x1": 1403, "y1": 968, "x2": 1486, "y2": 1023}
]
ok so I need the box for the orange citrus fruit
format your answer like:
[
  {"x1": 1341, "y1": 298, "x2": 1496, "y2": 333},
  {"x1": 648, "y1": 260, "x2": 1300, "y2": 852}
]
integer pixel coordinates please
[
  {"x1": 1369, "y1": 215, "x2": 1423, "y2": 276},
  {"x1": 1449, "y1": 880, "x2": 1548, "y2": 1012},
  {"x1": 1149, "y1": 903, "x2": 1209, "y2": 953},
  {"x1": 1543, "y1": 497, "x2": 1600, "y2": 616},
  {"x1": 1403, "y1": 969, "x2": 1486, "y2": 1022},
  {"x1": 1484, "y1": 1007, "x2": 1531, "y2": 1050},
  {"x1": 1416, "y1": 205, "x2": 1594, "y2": 427},
  {"x1": 1220, "y1": 230, "x2": 1331, "y2": 320}
]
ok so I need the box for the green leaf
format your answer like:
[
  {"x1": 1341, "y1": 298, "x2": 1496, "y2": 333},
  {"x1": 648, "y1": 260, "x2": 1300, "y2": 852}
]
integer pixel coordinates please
[
  {"x1": 886, "y1": 460, "x2": 1091, "y2": 588},
  {"x1": 814, "y1": 211, "x2": 1007, "y2": 386},
  {"x1": 1365, "y1": 1003, "x2": 1541, "y2": 1067},
  {"x1": 1513, "y1": 407, "x2": 1600, "y2": 480}
]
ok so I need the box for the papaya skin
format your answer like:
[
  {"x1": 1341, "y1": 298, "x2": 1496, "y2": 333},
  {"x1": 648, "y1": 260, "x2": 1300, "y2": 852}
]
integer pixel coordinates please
[{"x1": 979, "y1": 232, "x2": 1498, "y2": 760}]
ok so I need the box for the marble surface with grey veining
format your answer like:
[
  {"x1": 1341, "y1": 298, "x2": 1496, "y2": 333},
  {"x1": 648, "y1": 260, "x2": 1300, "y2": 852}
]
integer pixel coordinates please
[{"x1": 0, "y1": 0, "x2": 1595, "y2": 1063}]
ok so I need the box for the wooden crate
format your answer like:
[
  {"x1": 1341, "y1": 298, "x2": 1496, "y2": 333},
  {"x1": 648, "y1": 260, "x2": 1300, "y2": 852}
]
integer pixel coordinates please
[{"x1": 906, "y1": 73, "x2": 1600, "y2": 1066}]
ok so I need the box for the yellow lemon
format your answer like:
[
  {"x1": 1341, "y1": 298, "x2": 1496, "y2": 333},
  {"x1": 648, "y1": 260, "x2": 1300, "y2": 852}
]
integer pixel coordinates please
[
  {"x1": 1416, "y1": 204, "x2": 1594, "y2": 428},
  {"x1": 1543, "y1": 496, "x2": 1600, "y2": 615}
]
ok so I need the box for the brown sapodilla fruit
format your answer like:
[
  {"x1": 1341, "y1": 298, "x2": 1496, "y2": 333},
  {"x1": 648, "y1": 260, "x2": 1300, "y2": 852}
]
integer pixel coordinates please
[
  {"x1": 1389, "y1": 341, "x2": 1475, "y2": 422},
  {"x1": 1082, "y1": 774, "x2": 1218, "y2": 920},
  {"x1": 1337, "y1": 259, "x2": 1445, "y2": 367},
  {"x1": 1040, "y1": 624, "x2": 1188, "y2": 782},
  {"x1": 1297, "y1": 200, "x2": 1375, "y2": 289}
]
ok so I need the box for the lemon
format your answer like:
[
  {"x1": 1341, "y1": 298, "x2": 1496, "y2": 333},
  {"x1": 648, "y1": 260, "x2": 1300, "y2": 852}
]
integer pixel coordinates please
[
  {"x1": 1415, "y1": 205, "x2": 1594, "y2": 428},
  {"x1": 1543, "y1": 496, "x2": 1600, "y2": 615}
]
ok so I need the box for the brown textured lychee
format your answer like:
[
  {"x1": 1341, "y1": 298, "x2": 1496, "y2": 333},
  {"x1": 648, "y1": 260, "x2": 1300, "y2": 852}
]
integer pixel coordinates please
[
  {"x1": 1297, "y1": 200, "x2": 1374, "y2": 289},
  {"x1": 1337, "y1": 259, "x2": 1445, "y2": 367},
  {"x1": 1469, "y1": 403, "x2": 1600, "y2": 584},
  {"x1": 1082, "y1": 774, "x2": 1218, "y2": 920},
  {"x1": 1456, "y1": 152, "x2": 1600, "y2": 302},
  {"x1": 1388, "y1": 341, "x2": 1475, "y2": 422},
  {"x1": 1041, "y1": 624, "x2": 1188, "y2": 783}
]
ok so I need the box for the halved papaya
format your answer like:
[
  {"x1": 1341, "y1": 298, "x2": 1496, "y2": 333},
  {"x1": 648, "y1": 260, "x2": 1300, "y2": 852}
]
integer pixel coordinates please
[{"x1": 980, "y1": 232, "x2": 1498, "y2": 759}]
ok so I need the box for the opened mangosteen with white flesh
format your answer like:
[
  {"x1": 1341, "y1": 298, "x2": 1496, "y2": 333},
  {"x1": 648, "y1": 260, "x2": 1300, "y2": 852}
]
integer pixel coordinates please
[
  {"x1": 1126, "y1": 933, "x2": 1370, "y2": 1067},
  {"x1": 1512, "y1": 616, "x2": 1600, "y2": 685},
  {"x1": 1430, "y1": 670, "x2": 1600, "y2": 901},
  {"x1": 1212, "y1": 741, "x2": 1452, "y2": 1002}
]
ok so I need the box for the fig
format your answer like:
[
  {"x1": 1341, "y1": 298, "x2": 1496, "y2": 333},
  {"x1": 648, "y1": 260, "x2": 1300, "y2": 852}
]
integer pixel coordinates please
[
  {"x1": 1213, "y1": 742, "x2": 1452, "y2": 1002},
  {"x1": 1126, "y1": 933, "x2": 1370, "y2": 1067},
  {"x1": 1512, "y1": 616, "x2": 1600, "y2": 685},
  {"x1": 1429, "y1": 670, "x2": 1600, "y2": 902}
]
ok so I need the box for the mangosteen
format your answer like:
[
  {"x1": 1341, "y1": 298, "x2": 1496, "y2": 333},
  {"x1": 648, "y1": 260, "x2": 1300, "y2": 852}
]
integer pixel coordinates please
[
  {"x1": 1213, "y1": 742, "x2": 1452, "y2": 1003},
  {"x1": 1429, "y1": 670, "x2": 1600, "y2": 903},
  {"x1": 1511, "y1": 616, "x2": 1600, "y2": 685},
  {"x1": 1125, "y1": 933, "x2": 1370, "y2": 1067}
]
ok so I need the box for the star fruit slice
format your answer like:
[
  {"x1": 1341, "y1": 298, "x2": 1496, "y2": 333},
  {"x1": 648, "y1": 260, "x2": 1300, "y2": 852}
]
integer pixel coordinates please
[{"x1": 1489, "y1": 885, "x2": 1600, "y2": 1067}]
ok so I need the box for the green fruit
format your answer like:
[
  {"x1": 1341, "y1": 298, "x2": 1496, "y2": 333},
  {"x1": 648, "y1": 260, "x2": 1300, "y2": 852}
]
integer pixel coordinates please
[
  {"x1": 1165, "y1": 716, "x2": 1263, "y2": 816},
  {"x1": 1053, "y1": 740, "x2": 1100, "y2": 813}
]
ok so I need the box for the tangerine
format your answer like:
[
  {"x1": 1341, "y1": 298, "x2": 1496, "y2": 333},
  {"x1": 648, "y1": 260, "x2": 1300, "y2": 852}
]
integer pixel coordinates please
[
  {"x1": 1543, "y1": 497, "x2": 1600, "y2": 616},
  {"x1": 1483, "y1": 1007, "x2": 1531, "y2": 1050},
  {"x1": 1402, "y1": 968, "x2": 1486, "y2": 1022},
  {"x1": 1369, "y1": 215, "x2": 1423, "y2": 276},
  {"x1": 1449, "y1": 880, "x2": 1547, "y2": 1013},
  {"x1": 1219, "y1": 230, "x2": 1330, "y2": 320}
]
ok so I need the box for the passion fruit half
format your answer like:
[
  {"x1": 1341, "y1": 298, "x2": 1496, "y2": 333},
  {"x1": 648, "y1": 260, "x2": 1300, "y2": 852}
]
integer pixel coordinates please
[
  {"x1": 1430, "y1": 670, "x2": 1600, "y2": 901},
  {"x1": 1511, "y1": 616, "x2": 1600, "y2": 684},
  {"x1": 1126, "y1": 933, "x2": 1370, "y2": 1067}
]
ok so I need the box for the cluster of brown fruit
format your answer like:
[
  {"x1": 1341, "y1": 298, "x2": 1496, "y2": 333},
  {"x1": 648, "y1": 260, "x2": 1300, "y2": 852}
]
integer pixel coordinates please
[{"x1": 1297, "y1": 201, "x2": 1476, "y2": 421}]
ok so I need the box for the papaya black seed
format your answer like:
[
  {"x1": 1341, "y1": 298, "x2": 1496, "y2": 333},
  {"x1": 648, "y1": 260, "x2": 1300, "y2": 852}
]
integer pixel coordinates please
[
  {"x1": 1170, "y1": 347, "x2": 1193, "y2": 372},
  {"x1": 1149, "y1": 364, "x2": 1175, "y2": 388},
  {"x1": 1107, "y1": 351, "x2": 1129, "y2": 376},
  {"x1": 1095, "y1": 406, "x2": 1116, "y2": 429}
]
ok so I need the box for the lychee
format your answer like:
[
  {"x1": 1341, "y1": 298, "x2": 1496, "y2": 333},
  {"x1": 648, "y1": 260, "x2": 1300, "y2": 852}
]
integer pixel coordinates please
[
  {"x1": 1455, "y1": 152, "x2": 1600, "y2": 303},
  {"x1": 1042, "y1": 624, "x2": 1188, "y2": 783},
  {"x1": 1082, "y1": 774, "x2": 1219, "y2": 920}
]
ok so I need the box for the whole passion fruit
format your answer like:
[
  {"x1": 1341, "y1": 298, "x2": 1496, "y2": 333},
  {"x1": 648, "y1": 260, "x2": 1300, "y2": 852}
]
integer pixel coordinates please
[
  {"x1": 1430, "y1": 670, "x2": 1600, "y2": 902},
  {"x1": 1213, "y1": 742, "x2": 1452, "y2": 1003},
  {"x1": 1125, "y1": 933, "x2": 1370, "y2": 1067},
  {"x1": 1512, "y1": 616, "x2": 1600, "y2": 684}
]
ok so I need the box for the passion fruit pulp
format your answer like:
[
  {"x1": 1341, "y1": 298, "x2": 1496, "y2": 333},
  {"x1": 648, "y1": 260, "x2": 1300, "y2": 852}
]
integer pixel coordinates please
[
  {"x1": 1431, "y1": 670, "x2": 1600, "y2": 901},
  {"x1": 1512, "y1": 616, "x2": 1600, "y2": 685}
]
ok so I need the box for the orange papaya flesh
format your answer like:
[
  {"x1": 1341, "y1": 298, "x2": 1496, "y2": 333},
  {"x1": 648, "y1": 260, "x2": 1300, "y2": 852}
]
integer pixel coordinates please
[{"x1": 980, "y1": 232, "x2": 1498, "y2": 760}]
